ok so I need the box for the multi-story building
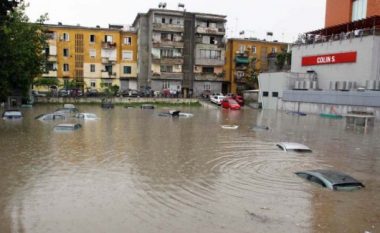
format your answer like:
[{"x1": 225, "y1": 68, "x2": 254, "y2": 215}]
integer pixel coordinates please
[
  {"x1": 133, "y1": 9, "x2": 227, "y2": 97},
  {"x1": 225, "y1": 38, "x2": 288, "y2": 93},
  {"x1": 326, "y1": 0, "x2": 380, "y2": 27},
  {"x1": 41, "y1": 24, "x2": 138, "y2": 92}
]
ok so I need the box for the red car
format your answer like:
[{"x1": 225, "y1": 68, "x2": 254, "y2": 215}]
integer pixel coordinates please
[
  {"x1": 221, "y1": 98, "x2": 241, "y2": 110},
  {"x1": 233, "y1": 95, "x2": 244, "y2": 106}
]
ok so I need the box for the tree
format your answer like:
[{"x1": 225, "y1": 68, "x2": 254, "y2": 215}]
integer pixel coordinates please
[
  {"x1": 242, "y1": 57, "x2": 259, "y2": 90},
  {"x1": 33, "y1": 77, "x2": 60, "y2": 90},
  {"x1": 275, "y1": 50, "x2": 292, "y2": 71},
  {"x1": 0, "y1": 2, "x2": 47, "y2": 102}
]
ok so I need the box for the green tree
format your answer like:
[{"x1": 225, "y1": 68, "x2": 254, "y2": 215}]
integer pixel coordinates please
[
  {"x1": 275, "y1": 50, "x2": 292, "y2": 71},
  {"x1": 33, "y1": 77, "x2": 60, "y2": 89},
  {"x1": 242, "y1": 57, "x2": 259, "y2": 90},
  {"x1": 0, "y1": 3, "x2": 48, "y2": 102}
]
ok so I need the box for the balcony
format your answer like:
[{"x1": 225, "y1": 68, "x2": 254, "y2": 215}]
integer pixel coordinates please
[
  {"x1": 152, "y1": 57, "x2": 184, "y2": 65},
  {"x1": 48, "y1": 56, "x2": 57, "y2": 62},
  {"x1": 101, "y1": 41, "x2": 117, "y2": 49},
  {"x1": 42, "y1": 70, "x2": 57, "y2": 77},
  {"x1": 101, "y1": 71, "x2": 117, "y2": 79},
  {"x1": 194, "y1": 73, "x2": 224, "y2": 81},
  {"x1": 195, "y1": 57, "x2": 225, "y2": 66},
  {"x1": 153, "y1": 23, "x2": 184, "y2": 32},
  {"x1": 196, "y1": 26, "x2": 225, "y2": 35},
  {"x1": 101, "y1": 57, "x2": 116, "y2": 64},
  {"x1": 152, "y1": 72, "x2": 183, "y2": 80},
  {"x1": 152, "y1": 40, "x2": 184, "y2": 48}
]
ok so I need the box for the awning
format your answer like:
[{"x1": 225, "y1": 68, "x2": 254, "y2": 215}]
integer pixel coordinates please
[{"x1": 235, "y1": 56, "x2": 249, "y2": 64}]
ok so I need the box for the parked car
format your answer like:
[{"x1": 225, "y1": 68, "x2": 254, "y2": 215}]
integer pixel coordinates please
[
  {"x1": 32, "y1": 90, "x2": 46, "y2": 97},
  {"x1": 86, "y1": 89, "x2": 99, "y2": 97},
  {"x1": 58, "y1": 89, "x2": 69, "y2": 97},
  {"x1": 233, "y1": 95, "x2": 245, "y2": 106},
  {"x1": 2, "y1": 110, "x2": 23, "y2": 120},
  {"x1": 69, "y1": 88, "x2": 83, "y2": 97},
  {"x1": 54, "y1": 123, "x2": 82, "y2": 132},
  {"x1": 276, "y1": 142, "x2": 312, "y2": 153},
  {"x1": 75, "y1": 113, "x2": 98, "y2": 120},
  {"x1": 221, "y1": 98, "x2": 241, "y2": 110},
  {"x1": 35, "y1": 113, "x2": 65, "y2": 121},
  {"x1": 121, "y1": 89, "x2": 139, "y2": 97},
  {"x1": 295, "y1": 169, "x2": 365, "y2": 191},
  {"x1": 210, "y1": 95, "x2": 225, "y2": 105}
]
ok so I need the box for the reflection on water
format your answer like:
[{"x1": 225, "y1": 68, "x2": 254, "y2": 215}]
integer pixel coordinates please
[{"x1": 0, "y1": 105, "x2": 379, "y2": 233}]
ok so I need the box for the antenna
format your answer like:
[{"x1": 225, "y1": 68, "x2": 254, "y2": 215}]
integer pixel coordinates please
[{"x1": 178, "y1": 3, "x2": 185, "y2": 10}]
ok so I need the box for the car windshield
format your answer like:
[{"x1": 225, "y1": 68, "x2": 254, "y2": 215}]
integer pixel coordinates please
[
  {"x1": 4, "y1": 111, "x2": 22, "y2": 117},
  {"x1": 55, "y1": 126, "x2": 74, "y2": 130},
  {"x1": 333, "y1": 183, "x2": 364, "y2": 191}
]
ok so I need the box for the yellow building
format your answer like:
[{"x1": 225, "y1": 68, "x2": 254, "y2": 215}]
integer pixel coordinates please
[
  {"x1": 225, "y1": 38, "x2": 288, "y2": 94},
  {"x1": 41, "y1": 24, "x2": 138, "y2": 92}
]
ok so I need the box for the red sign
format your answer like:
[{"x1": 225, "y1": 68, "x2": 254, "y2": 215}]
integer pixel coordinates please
[{"x1": 302, "y1": 52, "x2": 357, "y2": 66}]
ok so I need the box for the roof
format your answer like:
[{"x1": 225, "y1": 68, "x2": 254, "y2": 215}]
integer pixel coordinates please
[
  {"x1": 299, "y1": 170, "x2": 363, "y2": 186},
  {"x1": 228, "y1": 38, "x2": 289, "y2": 46},
  {"x1": 277, "y1": 142, "x2": 312, "y2": 152},
  {"x1": 44, "y1": 24, "x2": 137, "y2": 33},
  {"x1": 306, "y1": 15, "x2": 380, "y2": 36},
  {"x1": 55, "y1": 123, "x2": 79, "y2": 127}
]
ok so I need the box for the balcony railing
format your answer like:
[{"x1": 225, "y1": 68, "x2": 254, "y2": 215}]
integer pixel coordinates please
[
  {"x1": 194, "y1": 73, "x2": 224, "y2": 81},
  {"x1": 101, "y1": 72, "x2": 117, "y2": 78},
  {"x1": 295, "y1": 27, "x2": 380, "y2": 46},
  {"x1": 196, "y1": 26, "x2": 226, "y2": 35},
  {"x1": 101, "y1": 41, "x2": 117, "y2": 49},
  {"x1": 153, "y1": 23, "x2": 184, "y2": 32}
]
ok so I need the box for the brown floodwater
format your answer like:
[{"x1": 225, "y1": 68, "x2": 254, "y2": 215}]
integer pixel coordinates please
[{"x1": 0, "y1": 104, "x2": 379, "y2": 233}]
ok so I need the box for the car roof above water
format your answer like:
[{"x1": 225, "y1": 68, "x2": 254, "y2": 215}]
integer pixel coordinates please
[
  {"x1": 277, "y1": 142, "x2": 312, "y2": 152},
  {"x1": 299, "y1": 169, "x2": 363, "y2": 186}
]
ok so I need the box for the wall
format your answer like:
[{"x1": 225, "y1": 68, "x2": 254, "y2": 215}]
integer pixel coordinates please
[
  {"x1": 325, "y1": 0, "x2": 352, "y2": 27},
  {"x1": 291, "y1": 36, "x2": 380, "y2": 90},
  {"x1": 367, "y1": 0, "x2": 380, "y2": 18},
  {"x1": 258, "y1": 72, "x2": 289, "y2": 110},
  {"x1": 193, "y1": 81, "x2": 222, "y2": 97}
]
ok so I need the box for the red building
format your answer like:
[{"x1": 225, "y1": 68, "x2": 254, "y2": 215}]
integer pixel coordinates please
[{"x1": 326, "y1": 0, "x2": 380, "y2": 27}]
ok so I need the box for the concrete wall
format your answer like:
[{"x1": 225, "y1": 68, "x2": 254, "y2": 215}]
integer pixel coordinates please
[
  {"x1": 291, "y1": 36, "x2": 380, "y2": 90},
  {"x1": 193, "y1": 81, "x2": 222, "y2": 96},
  {"x1": 258, "y1": 72, "x2": 289, "y2": 110},
  {"x1": 136, "y1": 15, "x2": 150, "y2": 90},
  {"x1": 35, "y1": 97, "x2": 199, "y2": 104}
]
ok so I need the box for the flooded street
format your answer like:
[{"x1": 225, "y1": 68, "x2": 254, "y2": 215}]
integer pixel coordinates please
[{"x1": 0, "y1": 105, "x2": 379, "y2": 233}]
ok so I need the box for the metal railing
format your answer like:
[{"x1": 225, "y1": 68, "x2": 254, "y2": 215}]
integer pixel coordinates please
[{"x1": 294, "y1": 27, "x2": 380, "y2": 45}]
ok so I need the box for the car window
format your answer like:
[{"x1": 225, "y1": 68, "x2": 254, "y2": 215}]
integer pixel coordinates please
[
  {"x1": 334, "y1": 183, "x2": 363, "y2": 191},
  {"x1": 308, "y1": 175, "x2": 326, "y2": 187},
  {"x1": 277, "y1": 145, "x2": 285, "y2": 151}
]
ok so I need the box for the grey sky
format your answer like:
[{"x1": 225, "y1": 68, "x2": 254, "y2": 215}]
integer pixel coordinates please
[{"x1": 25, "y1": 0, "x2": 326, "y2": 42}]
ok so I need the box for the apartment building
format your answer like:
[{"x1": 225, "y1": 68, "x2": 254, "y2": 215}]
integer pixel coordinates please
[
  {"x1": 326, "y1": 0, "x2": 380, "y2": 27},
  {"x1": 133, "y1": 9, "x2": 227, "y2": 97},
  {"x1": 42, "y1": 24, "x2": 137, "y2": 92},
  {"x1": 225, "y1": 38, "x2": 288, "y2": 93}
]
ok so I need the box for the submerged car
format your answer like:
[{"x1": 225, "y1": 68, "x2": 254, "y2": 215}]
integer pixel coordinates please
[
  {"x1": 221, "y1": 98, "x2": 241, "y2": 110},
  {"x1": 35, "y1": 113, "x2": 65, "y2": 121},
  {"x1": 276, "y1": 142, "x2": 312, "y2": 153},
  {"x1": 54, "y1": 123, "x2": 82, "y2": 131},
  {"x1": 75, "y1": 113, "x2": 98, "y2": 120},
  {"x1": 295, "y1": 169, "x2": 365, "y2": 191},
  {"x1": 2, "y1": 110, "x2": 23, "y2": 120}
]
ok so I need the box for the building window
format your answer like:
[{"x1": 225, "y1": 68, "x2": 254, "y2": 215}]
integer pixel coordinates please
[
  {"x1": 252, "y1": 46, "x2": 256, "y2": 53},
  {"x1": 263, "y1": 91, "x2": 269, "y2": 97},
  {"x1": 169, "y1": 18, "x2": 173, "y2": 24},
  {"x1": 122, "y1": 51, "x2": 133, "y2": 60},
  {"x1": 271, "y1": 47, "x2": 277, "y2": 53},
  {"x1": 204, "y1": 83, "x2": 211, "y2": 90},
  {"x1": 199, "y1": 49, "x2": 221, "y2": 59},
  {"x1": 202, "y1": 67, "x2": 214, "y2": 74},
  {"x1": 123, "y1": 66, "x2": 132, "y2": 74},
  {"x1": 90, "y1": 34, "x2": 95, "y2": 43},
  {"x1": 104, "y1": 35, "x2": 113, "y2": 43},
  {"x1": 90, "y1": 81, "x2": 96, "y2": 87},
  {"x1": 272, "y1": 92, "x2": 279, "y2": 97},
  {"x1": 161, "y1": 65, "x2": 173, "y2": 73},
  {"x1": 162, "y1": 81, "x2": 169, "y2": 89},
  {"x1": 89, "y1": 49, "x2": 96, "y2": 58},
  {"x1": 62, "y1": 33, "x2": 69, "y2": 41},
  {"x1": 105, "y1": 65, "x2": 113, "y2": 74},
  {"x1": 63, "y1": 64, "x2": 69, "y2": 72},
  {"x1": 90, "y1": 64, "x2": 95, "y2": 72},
  {"x1": 162, "y1": 17, "x2": 166, "y2": 24},
  {"x1": 123, "y1": 37, "x2": 132, "y2": 45},
  {"x1": 352, "y1": 0, "x2": 367, "y2": 21},
  {"x1": 63, "y1": 48, "x2": 69, "y2": 57}
]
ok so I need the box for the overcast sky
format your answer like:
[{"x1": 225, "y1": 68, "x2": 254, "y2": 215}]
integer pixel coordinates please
[{"x1": 25, "y1": 0, "x2": 326, "y2": 42}]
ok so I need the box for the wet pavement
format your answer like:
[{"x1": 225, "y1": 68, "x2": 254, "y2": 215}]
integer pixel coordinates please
[{"x1": 0, "y1": 105, "x2": 379, "y2": 233}]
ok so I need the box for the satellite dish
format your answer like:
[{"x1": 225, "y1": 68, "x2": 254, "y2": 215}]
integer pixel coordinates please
[{"x1": 178, "y1": 3, "x2": 185, "y2": 8}]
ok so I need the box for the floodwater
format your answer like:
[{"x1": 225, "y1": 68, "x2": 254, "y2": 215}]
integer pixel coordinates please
[{"x1": 0, "y1": 104, "x2": 379, "y2": 233}]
